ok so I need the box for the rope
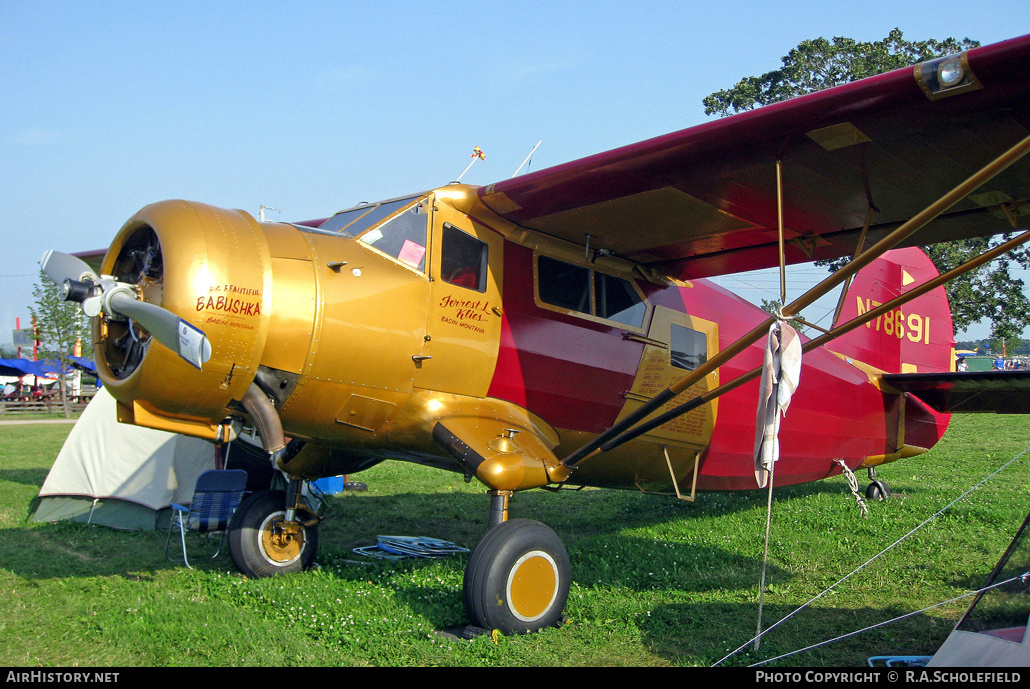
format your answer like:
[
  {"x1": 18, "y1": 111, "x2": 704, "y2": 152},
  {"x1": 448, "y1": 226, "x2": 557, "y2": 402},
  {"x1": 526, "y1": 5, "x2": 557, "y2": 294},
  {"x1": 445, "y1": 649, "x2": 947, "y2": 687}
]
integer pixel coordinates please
[
  {"x1": 834, "y1": 459, "x2": 870, "y2": 518},
  {"x1": 750, "y1": 571, "x2": 1030, "y2": 667},
  {"x1": 714, "y1": 440, "x2": 1030, "y2": 667},
  {"x1": 752, "y1": 313, "x2": 802, "y2": 651},
  {"x1": 754, "y1": 463, "x2": 776, "y2": 651}
]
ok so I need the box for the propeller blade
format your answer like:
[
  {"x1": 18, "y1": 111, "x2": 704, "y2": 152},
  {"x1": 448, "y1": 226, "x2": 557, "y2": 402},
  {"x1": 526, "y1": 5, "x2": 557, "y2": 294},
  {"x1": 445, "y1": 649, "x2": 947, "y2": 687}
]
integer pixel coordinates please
[
  {"x1": 40, "y1": 250, "x2": 99, "y2": 285},
  {"x1": 107, "y1": 291, "x2": 212, "y2": 370}
]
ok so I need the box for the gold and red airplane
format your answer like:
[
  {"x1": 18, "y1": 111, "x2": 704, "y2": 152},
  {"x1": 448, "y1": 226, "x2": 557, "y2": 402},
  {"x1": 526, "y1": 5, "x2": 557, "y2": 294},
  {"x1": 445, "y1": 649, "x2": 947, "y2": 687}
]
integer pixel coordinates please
[{"x1": 43, "y1": 35, "x2": 1030, "y2": 634}]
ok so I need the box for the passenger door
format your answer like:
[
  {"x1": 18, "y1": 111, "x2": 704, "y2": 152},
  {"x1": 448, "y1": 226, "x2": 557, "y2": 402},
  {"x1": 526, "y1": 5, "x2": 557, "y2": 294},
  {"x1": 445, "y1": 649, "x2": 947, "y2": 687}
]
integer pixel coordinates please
[{"x1": 618, "y1": 304, "x2": 720, "y2": 449}]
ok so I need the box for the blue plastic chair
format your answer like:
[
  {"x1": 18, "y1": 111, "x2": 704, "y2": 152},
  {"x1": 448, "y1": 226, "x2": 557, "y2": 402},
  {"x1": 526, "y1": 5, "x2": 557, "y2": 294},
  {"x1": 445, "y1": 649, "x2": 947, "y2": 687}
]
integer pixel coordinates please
[
  {"x1": 165, "y1": 470, "x2": 248, "y2": 569},
  {"x1": 867, "y1": 655, "x2": 932, "y2": 667}
]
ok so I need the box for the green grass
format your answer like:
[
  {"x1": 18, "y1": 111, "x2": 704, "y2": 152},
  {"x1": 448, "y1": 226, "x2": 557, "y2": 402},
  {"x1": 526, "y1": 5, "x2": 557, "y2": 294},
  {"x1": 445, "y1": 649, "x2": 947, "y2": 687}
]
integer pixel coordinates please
[{"x1": 1, "y1": 414, "x2": 1028, "y2": 666}]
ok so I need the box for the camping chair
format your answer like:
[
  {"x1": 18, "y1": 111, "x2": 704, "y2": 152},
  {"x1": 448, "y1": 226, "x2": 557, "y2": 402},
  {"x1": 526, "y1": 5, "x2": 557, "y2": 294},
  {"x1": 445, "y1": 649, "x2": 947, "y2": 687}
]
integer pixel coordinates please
[{"x1": 165, "y1": 470, "x2": 248, "y2": 569}]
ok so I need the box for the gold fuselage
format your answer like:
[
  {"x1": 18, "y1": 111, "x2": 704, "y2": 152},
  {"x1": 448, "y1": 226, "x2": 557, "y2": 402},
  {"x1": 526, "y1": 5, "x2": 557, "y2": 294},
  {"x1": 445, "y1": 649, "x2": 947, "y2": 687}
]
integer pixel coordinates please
[{"x1": 97, "y1": 186, "x2": 694, "y2": 492}]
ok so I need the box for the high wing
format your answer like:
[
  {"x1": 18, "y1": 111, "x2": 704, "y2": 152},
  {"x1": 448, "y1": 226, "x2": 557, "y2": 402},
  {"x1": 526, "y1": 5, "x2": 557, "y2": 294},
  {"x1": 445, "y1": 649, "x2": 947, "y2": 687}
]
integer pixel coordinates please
[
  {"x1": 478, "y1": 35, "x2": 1030, "y2": 280},
  {"x1": 73, "y1": 249, "x2": 106, "y2": 275}
]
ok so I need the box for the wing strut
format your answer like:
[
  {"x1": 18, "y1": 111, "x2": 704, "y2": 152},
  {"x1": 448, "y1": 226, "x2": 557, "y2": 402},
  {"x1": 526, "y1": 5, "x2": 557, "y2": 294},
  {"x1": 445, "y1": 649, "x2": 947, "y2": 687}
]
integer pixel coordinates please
[
  {"x1": 776, "y1": 159, "x2": 787, "y2": 304},
  {"x1": 584, "y1": 228, "x2": 1030, "y2": 455},
  {"x1": 832, "y1": 207, "x2": 874, "y2": 324},
  {"x1": 560, "y1": 133, "x2": 1030, "y2": 469}
]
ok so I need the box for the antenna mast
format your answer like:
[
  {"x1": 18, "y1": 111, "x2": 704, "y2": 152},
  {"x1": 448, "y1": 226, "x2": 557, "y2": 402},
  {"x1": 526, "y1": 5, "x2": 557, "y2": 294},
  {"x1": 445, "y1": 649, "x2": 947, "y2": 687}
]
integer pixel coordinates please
[{"x1": 512, "y1": 140, "x2": 542, "y2": 177}]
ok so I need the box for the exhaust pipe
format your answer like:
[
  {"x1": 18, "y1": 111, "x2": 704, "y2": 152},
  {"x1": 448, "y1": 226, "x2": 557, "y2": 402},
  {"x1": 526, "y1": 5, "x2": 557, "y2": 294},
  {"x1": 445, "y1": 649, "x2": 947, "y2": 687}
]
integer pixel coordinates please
[{"x1": 241, "y1": 383, "x2": 288, "y2": 467}]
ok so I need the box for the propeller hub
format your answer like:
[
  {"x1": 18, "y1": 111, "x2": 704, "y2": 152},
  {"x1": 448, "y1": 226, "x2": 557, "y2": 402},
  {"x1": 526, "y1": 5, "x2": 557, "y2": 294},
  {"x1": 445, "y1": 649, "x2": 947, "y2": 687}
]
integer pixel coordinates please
[{"x1": 60, "y1": 278, "x2": 96, "y2": 304}]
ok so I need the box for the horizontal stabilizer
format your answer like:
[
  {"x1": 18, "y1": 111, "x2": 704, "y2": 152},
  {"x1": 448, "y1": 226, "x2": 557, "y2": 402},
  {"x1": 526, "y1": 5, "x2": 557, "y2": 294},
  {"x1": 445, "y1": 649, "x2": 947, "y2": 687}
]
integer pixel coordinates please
[{"x1": 881, "y1": 370, "x2": 1030, "y2": 414}]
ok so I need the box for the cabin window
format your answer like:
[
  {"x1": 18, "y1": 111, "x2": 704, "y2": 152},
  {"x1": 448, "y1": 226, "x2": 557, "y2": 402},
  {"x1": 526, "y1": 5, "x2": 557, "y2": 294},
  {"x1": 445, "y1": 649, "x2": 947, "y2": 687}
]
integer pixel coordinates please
[
  {"x1": 537, "y1": 255, "x2": 646, "y2": 328},
  {"x1": 358, "y1": 202, "x2": 428, "y2": 271},
  {"x1": 538, "y1": 256, "x2": 591, "y2": 314},
  {"x1": 669, "y1": 324, "x2": 707, "y2": 370},
  {"x1": 596, "y1": 272, "x2": 647, "y2": 327},
  {"x1": 441, "y1": 224, "x2": 488, "y2": 292}
]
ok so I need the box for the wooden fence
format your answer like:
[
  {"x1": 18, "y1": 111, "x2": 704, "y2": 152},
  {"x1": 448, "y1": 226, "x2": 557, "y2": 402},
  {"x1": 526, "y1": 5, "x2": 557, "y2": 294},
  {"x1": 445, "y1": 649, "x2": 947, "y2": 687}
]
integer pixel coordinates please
[{"x1": 0, "y1": 395, "x2": 93, "y2": 416}]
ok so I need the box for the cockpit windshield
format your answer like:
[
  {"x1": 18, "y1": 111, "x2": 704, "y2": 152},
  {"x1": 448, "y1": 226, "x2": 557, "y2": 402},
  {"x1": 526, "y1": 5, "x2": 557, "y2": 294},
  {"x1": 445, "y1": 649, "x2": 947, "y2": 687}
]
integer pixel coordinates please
[
  {"x1": 315, "y1": 194, "x2": 424, "y2": 236},
  {"x1": 358, "y1": 202, "x2": 428, "y2": 271},
  {"x1": 291, "y1": 193, "x2": 430, "y2": 271}
]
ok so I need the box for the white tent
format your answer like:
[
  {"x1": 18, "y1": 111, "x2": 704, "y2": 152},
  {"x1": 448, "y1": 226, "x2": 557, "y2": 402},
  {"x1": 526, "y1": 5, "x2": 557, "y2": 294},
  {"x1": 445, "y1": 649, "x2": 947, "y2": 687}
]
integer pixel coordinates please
[
  {"x1": 927, "y1": 511, "x2": 1030, "y2": 667},
  {"x1": 33, "y1": 387, "x2": 216, "y2": 530}
]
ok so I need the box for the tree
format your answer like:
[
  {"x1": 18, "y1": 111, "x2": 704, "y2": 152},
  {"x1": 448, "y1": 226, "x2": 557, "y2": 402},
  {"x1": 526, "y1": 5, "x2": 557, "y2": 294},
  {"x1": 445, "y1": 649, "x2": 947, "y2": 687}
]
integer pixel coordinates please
[
  {"x1": 703, "y1": 29, "x2": 979, "y2": 116},
  {"x1": 29, "y1": 270, "x2": 89, "y2": 417},
  {"x1": 924, "y1": 238, "x2": 1030, "y2": 340},
  {"x1": 703, "y1": 29, "x2": 1030, "y2": 340}
]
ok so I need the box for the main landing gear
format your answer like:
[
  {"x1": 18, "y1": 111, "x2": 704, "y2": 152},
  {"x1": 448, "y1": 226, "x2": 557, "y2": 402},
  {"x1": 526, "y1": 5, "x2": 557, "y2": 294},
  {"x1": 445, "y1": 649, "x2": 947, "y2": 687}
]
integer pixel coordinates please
[
  {"x1": 225, "y1": 483, "x2": 570, "y2": 634},
  {"x1": 228, "y1": 484, "x2": 320, "y2": 578},
  {"x1": 462, "y1": 492, "x2": 572, "y2": 634}
]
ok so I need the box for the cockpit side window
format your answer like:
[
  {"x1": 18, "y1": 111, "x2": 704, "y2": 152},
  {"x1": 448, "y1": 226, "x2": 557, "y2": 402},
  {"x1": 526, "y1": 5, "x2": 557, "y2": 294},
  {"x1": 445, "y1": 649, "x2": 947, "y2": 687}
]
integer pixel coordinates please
[
  {"x1": 441, "y1": 224, "x2": 488, "y2": 292},
  {"x1": 596, "y1": 272, "x2": 647, "y2": 327},
  {"x1": 669, "y1": 324, "x2": 708, "y2": 370},
  {"x1": 359, "y1": 202, "x2": 428, "y2": 271}
]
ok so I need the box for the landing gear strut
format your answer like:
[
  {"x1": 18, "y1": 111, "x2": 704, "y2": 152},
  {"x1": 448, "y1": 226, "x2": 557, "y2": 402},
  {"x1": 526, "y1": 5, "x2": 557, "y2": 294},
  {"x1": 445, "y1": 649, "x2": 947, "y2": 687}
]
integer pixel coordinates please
[{"x1": 865, "y1": 467, "x2": 892, "y2": 501}]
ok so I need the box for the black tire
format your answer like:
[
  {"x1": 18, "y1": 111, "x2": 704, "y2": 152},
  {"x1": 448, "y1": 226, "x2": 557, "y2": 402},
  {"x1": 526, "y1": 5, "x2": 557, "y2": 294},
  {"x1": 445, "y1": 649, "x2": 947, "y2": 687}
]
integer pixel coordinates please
[
  {"x1": 865, "y1": 479, "x2": 891, "y2": 501},
  {"x1": 228, "y1": 489, "x2": 318, "y2": 578},
  {"x1": 463, "y1": 518, "x2": 571, "y2": 634}
]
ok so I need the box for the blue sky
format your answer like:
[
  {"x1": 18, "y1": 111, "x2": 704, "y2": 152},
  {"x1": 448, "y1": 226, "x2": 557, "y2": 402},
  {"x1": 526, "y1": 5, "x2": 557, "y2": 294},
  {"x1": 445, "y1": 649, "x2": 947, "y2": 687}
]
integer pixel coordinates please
[{"x1": 2, "y1": 1, "x2": 1027, "y2": 348}]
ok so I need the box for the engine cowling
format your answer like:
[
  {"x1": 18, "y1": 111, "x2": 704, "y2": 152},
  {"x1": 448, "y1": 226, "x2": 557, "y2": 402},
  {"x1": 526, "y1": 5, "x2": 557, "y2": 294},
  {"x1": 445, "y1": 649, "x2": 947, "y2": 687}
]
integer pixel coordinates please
[{"x1": 95, "y1": 200, "x2": 273, "y2": 439}]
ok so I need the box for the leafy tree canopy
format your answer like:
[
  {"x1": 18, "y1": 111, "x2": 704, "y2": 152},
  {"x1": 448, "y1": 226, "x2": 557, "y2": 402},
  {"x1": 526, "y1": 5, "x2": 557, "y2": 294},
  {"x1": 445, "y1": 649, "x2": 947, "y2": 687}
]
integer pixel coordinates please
[
  {"x1": 703, "y1": 29, "x2": 1030, "y2": 340},
  {"x1": 703, "y1": 29, "x2": 978, "y2": 116}
]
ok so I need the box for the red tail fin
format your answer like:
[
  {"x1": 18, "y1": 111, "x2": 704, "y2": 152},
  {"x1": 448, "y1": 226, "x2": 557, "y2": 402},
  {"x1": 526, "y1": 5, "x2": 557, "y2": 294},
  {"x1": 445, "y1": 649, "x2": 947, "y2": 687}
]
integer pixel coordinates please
[{"x1": 831, "y1": 247, "x2": 956, "y2": 374}]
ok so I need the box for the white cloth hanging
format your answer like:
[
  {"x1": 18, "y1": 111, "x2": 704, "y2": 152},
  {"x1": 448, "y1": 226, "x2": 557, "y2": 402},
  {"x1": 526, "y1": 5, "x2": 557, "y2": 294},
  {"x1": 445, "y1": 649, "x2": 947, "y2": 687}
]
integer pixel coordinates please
[{"x1": 753, "y1": 320, "x2": 802, "y2": 488}]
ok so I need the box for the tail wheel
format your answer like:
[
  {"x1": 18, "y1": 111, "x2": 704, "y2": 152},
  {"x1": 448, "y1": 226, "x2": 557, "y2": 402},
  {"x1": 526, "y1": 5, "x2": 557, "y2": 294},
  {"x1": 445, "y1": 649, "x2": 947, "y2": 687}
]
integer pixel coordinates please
[
  {"x1": 228, "y1": 489, "x2": 318, "y2": 577},
  {"x1": 463, "y1": 519, "x2": 571, "y2": 634},
  {"x1": 866, "y1": 479, "x2": 892, "y2": 501}
]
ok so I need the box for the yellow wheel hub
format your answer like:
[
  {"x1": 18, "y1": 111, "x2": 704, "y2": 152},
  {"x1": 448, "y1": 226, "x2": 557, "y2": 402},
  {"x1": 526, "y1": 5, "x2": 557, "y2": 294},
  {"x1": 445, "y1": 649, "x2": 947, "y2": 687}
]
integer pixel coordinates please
[
  {"x1": 506, "y1": 551, "x2": 559, "y2": 621},
  {"x1": 261, "y1": 518, "x2": 304, "y2": 563}
]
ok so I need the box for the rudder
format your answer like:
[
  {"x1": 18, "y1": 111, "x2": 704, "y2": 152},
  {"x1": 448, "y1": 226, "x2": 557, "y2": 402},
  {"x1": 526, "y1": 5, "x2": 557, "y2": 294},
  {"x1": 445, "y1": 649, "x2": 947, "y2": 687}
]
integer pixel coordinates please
[{"x1": 831, "y1": 247, "x2": 956, "y2": 374}]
